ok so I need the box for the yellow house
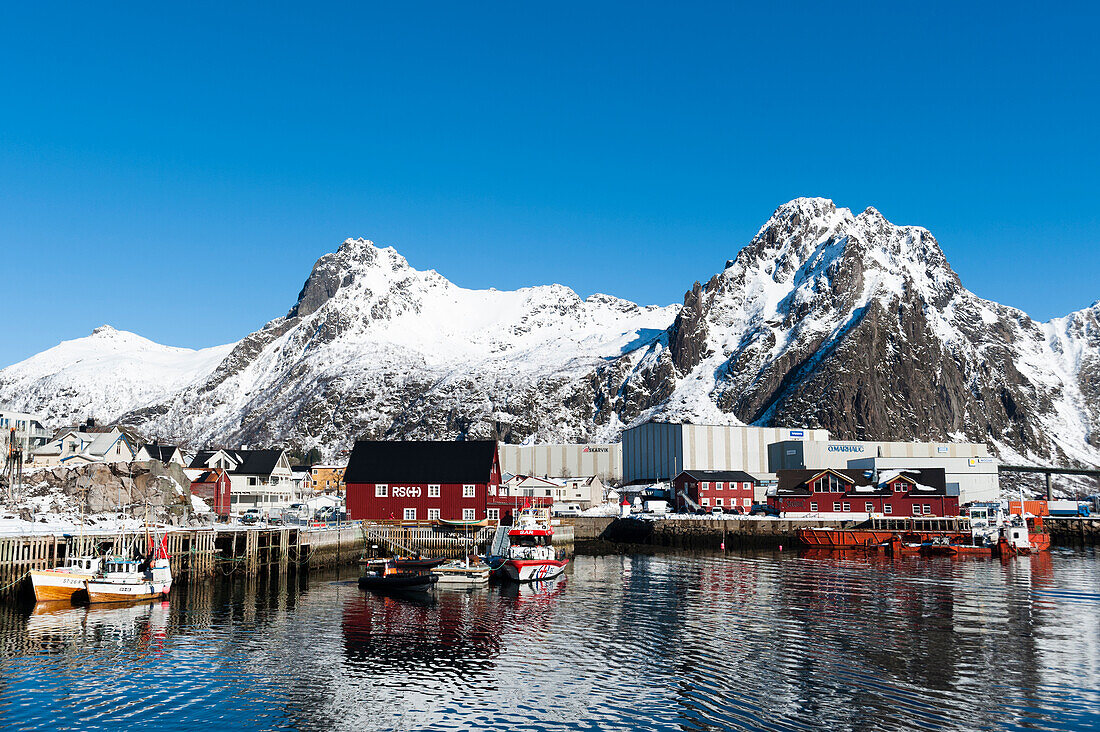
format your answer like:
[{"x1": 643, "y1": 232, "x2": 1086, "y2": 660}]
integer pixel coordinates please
[{"x1": 310, "y1": 465, "x2": 345, "y2": 494}]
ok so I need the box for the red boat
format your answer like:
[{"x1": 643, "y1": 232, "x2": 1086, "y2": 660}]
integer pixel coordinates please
[{"x1": 798, "y1": 506, "x2": 1049, "y2": 557}]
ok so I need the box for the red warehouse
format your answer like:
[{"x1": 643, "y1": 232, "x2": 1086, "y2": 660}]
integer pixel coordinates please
[
  {"x1": 767, "y1": 468, "x2": 959, "y2": 517},
  {"x1": 673, "y1": 470, "x2": 758, "y2": 512},
  {"x1": 191, "y1": 467, "x2": 231, "y2": 517},
  {"x1": 344, "y1": 440, "x2": 503, "y2": 522}
]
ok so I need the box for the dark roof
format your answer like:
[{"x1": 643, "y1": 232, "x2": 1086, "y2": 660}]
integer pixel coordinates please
[
  {"x1": 291, "y1": 465, "x2": 312, "y2": 473},
  {"x1": 777, "y1": 467, "x2": 949, "y2": 496},
  {"x1": 344, "y1": 441, "x2": 498, "y2": 484},
  {"x1": 678, "y1": 470, "x2": 758, "y2": 483},
  {"x1": 189, "y1": 449, "x2": 285, "y2": 476},
  {"x1": 191, "y1": 469, "x2": 228, "y2": 484},
  {"x1": 142, "y1": 444, "x2": 178, "y2": 461}
]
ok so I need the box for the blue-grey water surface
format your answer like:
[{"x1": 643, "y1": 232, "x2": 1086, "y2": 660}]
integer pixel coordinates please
[{"x1": 1, "y1": 549, "x2": 1098, "y2": 731}]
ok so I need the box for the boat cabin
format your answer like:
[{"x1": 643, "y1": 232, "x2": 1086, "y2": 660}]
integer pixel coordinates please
[
  {"x1": 64, "y1": 556, "x2": 102, "y2": 573},
  {"x1": 102, "y1": 558, "x2": 143, "y2": 575}
]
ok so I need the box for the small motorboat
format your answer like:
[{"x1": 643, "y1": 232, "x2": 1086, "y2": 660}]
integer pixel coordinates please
[
  {"x1": 433, "y1": 558, "x2": 491, "y2": 587},
  {"x1": 358, "y1": 557, "x2": 445, "y2": 594},
  {"x1": 29, "y1": 555, "x2": 104, "y2": 603}
]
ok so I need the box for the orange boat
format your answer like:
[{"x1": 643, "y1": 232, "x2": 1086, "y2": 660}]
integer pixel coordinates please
[{"x1": 798, "y1": 508, "x2": 1049, "y2": 556}]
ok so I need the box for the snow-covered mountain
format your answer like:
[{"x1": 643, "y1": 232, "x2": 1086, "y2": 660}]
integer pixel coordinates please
[
  {"x1": 595, "y1": 198, "x2": 1100, "y2": 467},
  {"x1": 111, "y1": 239, "x2": 677, "y2": 450},
  {"x1": 1, "y1": 200, "x2": 1097, "y2": 468},
  {"x1": 0, "y1": 326, "x2": 232, "y2": 427}
]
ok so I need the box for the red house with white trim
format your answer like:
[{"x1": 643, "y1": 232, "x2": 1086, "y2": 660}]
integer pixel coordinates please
[
  {"x1": 344, "y1": 440, "x2": 504, "y2": 522},
  {"x1": 767, "y1": 468, "x2": 958, "y2": 517},
  {"x1": 190, "y1": 468, "x2": 231, "y2": 517},
  {"x1": 673, "y1": 470, "x2": 758, "y2": 512}
]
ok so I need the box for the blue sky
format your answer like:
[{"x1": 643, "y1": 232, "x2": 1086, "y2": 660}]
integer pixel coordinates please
[{"x1": 1, "y1": 2, "x2": 1098, "y2": 366}]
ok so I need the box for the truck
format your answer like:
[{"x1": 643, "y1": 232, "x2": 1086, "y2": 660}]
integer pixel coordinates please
[{"x1": 1047, "y1": 500, "x2": 1092, "y2": 517}]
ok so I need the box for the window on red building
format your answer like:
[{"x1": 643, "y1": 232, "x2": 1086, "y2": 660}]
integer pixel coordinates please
[
  {"x1": 715, "y1": 498, "x2": 723, "y2": 506},
  {"x1": 884, "y1": 504, "x2": 893, "y2": 514},
  {"x1": 842, "y1": 502, "x2": 850, "y2": 511},
  {"x1": 810, "y1": 502, "x2": 818, "y2": 511},
  {"x1": 911, "y1": 505, "x2": 920, "y2": 515},
  {"x1": 832, "y1": 502, "x2": 841, "y2": 511},
  {"x1": 865, "y1": 502, "x2": 874, "y2": 512},
  {"x1": 428, "y1": 484, "x2": 440, "y2": 497},
  {"x1": 428, "y1": 508, "x2": 440, "y2": 521},
  {"x1": 375, "y1": 484, "x2": 388, "y2": 497},
  {"x1": 463, "y1": 484, "x2": 475, "y2": 497},
  {"x1": 463, "y1": 508, "x2": 475, "y2": 520},
  {"x1": 403, "y1": 508, "x2": 416, "y2": 520},
  {"x1": 922, "y1": 505, "x2": 931, "y2": 515}
]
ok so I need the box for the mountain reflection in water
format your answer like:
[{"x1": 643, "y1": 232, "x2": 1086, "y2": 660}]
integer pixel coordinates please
[{"x1": 0, "y1": 550, "x2": 1096, "y2": 731}]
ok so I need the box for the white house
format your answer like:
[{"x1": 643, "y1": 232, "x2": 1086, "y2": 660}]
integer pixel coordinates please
[
  {"x1": 0, "y1": 407, "x2": 51, "y2": 457},
  {"x1": 501, "y1": 474, "x2": 607, "y2": 509},
  {"x1": 188, "y1": 448, "x2": 305, "y2": 512},
  {"x1": 33, "y1": 426, "x2": 138, "y2": 467},
  {"x1": 135, "y1": 443, "x2": 186, "y2": 466}
]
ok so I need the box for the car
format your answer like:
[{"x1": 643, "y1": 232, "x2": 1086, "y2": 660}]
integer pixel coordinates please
[
  {"x1": 709, "y1": 506, "x2": 725, "y2": 516},
  {"x1": 748, "y1": 504, "x2": 780, "y2": 517},
  {"x1": 553, "y1": 507, "x2": 581, "y2": 517},
  {"x1": 239, "y1": 510, "x2": 262, "y2": 525}
]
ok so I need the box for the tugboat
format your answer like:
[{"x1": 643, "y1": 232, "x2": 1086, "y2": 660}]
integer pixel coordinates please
[
  {"x1": 358, "y1": 557, "x2": 445, "y2": 594},
  {"x1": 497, "y1": 508, "x2": 569, "y2": 583}
]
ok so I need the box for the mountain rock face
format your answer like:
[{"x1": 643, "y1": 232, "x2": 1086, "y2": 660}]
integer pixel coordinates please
[
  {"x1": 112, "y1": 239, "x2": 676, "y2": 450},
  {"x1": 597, "y1": 198, "x2": 1100, "y2": 467},
  {"x1": 1, "y1": 200, "x2": 1097, "y2": 469}
]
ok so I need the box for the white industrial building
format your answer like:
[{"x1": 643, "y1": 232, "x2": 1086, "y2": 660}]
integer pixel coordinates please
[
  {"x1": 621, "y1": 422, "x2": 830, "y2": 484},
  {"x1": 498, "y1": 443, "x2": 622, "y2": 484}
]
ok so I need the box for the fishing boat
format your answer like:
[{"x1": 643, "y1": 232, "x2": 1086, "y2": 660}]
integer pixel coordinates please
[
  {"x1": 358, "y1": 557, "x2": 445, "y2": 594},
  {"x1": 84, "y1": 532, "x2": 173, "y2": 604},
  {"x1": 496, "y1": 508, "x2": 568, "y2": 583},
  {"x1": 433, "y1": 558, "x2": 491, "y2": 587},
  {"x1": 28, "y1": 556, "x2": 104, "y2": 603}
]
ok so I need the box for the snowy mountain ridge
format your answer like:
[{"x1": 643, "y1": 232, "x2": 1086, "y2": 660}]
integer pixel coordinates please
[
  {"x1": 1, "y1": 199, "x2": 1097, "y2": 468},
  {"x1": 596, "y1": 198, "x2": 1100, "y2": 467}
]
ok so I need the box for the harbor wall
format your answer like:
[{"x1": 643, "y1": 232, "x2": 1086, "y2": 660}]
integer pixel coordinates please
[
  {"x1": 1047, "y1": 517, "x2": 1100, "y2": 546},
  {"x1": 579, "y1": 517, "x2": 860, "y2": 551}
]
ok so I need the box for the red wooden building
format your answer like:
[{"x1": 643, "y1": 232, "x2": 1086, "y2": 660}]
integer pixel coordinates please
[
  {"x1": 673, "y1": 470, "x2": 758, "y2": 512},
  {"x1": 190, "y1": 468, "x2": 231, "y2": 517},
  {"x1": 344, "y1": 440, "x2": 503, "y2": 522},
  {"x1": 767, "y1": 468, "x2": 958, "y2": 516}
]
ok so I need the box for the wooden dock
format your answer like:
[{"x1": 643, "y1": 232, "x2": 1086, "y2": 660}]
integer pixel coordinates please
[{"x1": 0, "y1": 520, "x2": 568, "y2": 599}]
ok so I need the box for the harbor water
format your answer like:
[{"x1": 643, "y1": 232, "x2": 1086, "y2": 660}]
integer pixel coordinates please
[{"x1": 0, "y1": 549, "x2": 1098, "y2": 731}]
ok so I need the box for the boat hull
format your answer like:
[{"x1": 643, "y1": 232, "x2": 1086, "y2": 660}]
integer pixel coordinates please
[
  {"x1": 29, "y1": 571, "x2": 93, "y2": 603},
  {"x1": 359, "y1": 574, "x2": 439, "y2": 593},
  {"x1": 85, "y1": 580, "x2": 172, "y2": 604},
  {"x1": 799, "y1": 528, "x2": 1051, "y2": 554},
  {"x1": 500, "y1": 559, "x2": 568, "y2": 583}
]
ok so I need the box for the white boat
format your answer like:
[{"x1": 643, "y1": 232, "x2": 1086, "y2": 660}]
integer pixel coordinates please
[
  {"x1": 85, "y1": 556, "x2": 173, "y2": 604},
  {"x1": 84, "y1": 532, "x2": 173, "y2": 604},
  {"x1": 497, "y1": 508, "x2": 568, "y2": 583},
  {"x1": 28, "y1": 556, "x2": 104, "y2": 603},
  {"x1": 433, "y1": 559, "x2": 491, "y2": 586}
]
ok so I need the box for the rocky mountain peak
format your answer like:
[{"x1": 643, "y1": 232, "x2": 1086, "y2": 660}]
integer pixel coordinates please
[{"x1": 288, "y1": 237, "x2": 424, "y2": 319}]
